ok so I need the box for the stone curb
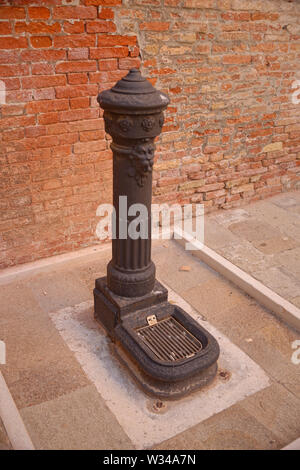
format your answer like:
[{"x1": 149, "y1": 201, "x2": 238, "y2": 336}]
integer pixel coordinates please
[
  {"x1": 0, "y1": 372, "x2": 34, "y2": 450},
  {"x1": 173, "y1": 226, "x2": 300, "y2": 333}
]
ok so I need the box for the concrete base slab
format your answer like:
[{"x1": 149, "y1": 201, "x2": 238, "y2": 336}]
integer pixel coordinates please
[{"x1": 49, "y1": 286, "x2": 270, "y2": 450}]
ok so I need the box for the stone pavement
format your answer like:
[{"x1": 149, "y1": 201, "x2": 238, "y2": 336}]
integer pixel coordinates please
[
  {"x1": 0, "y1": 417, "x2": 11, "y2": 450},
  {"x1": 0, "y1": 192, "x2": 299, "y2": 450},
  {"x1": 204, "y1": 191, "x2": 300, "y2": 309}
]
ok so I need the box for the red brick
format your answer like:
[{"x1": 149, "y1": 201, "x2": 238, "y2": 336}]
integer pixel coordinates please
[
  {"x1": 67, "y1": 73, "x2": 89, "y2": 85},
  {"x1": 22, "y1": 75, "x2": 66, "y2": 89},
  {"x1": 98, "y1": 59, "x2": 118, "y2": 71},
  {"x1": 74, "y1": 140, "x2": 106, "y2": 154},
  {"x1": 90, "y1": 46, "x2": 129, "y2": 58},
  {"x1": 97, "y1": 35, "x2": 137, "y2": 46},
  {"x1": 21, "y1": 50, "x2": 66, "y2": 62},
  {"x1": 1, "y1": 104, "x2": 24, "y2": 117},
  {"x1": 56, "y1": 61, "x2": 97, "y2": 73},
  {"x1": 0, "y1": 7, "x2": 25, "y2": 19},
  {"x1": 0, "y1": 64, "x2": 29, "y2": 77},
  {"x1": 98, "y1": 7, "x2": 114, "y2": 19},
  {"x1": 0, "y1": 37, "x2": 27, "y2": 49},
  {"x1": 0, "y1": 115, "x2": 35, "y2": 130},
  {"x1": 86, "y1": 20, "x2": 116, "y2": 33},
  {"x1": 63, "y1": 21, "x2": 85, "y2": 34},
  {"x1": 59, "y1": 108, "x2": 99, "y2": 122},
  {"x1": 53, "y1": 6, "x2": 97, "y2": 19},
  {"x1": 30, "y1": 36, "x2": 52, "y2": 49},
  {"x1": 26, "y1": 99, "x2": 69, "y2": 114},
  {"x1": 37, "y1": 113, "x2": 59, "y2": 125},
  {"x1": 54, "y1": 34, "x2": 96, "y2": 48},
  {"x1": 15, "y1": 21, "x2": 61, "y2": 34},
  {"x1": 70, "y1": 97, "x2": 90, "y2": 109},
  {"x1": 0, "y1": 22, "x2": 12, "y2": 35},
  {"x1": 32, "y1": 63, "x2": 54, "y2": 75},
  {"x1": 79, "y1": 130, "x2": 105, "y2": 141},
  {"x1": 89, "y1": 70, "x2": 126, "y2": 83},
  {"x1": 0, "y1": 50, "x2": 19, "y2": 63},
  {"x1": 118, "y1": 57, "x2": 141, "y2": 69},
  {"x1": 67, "y1": 48, "x2": 89, "y2": 61},
  {"x1": 28, "y1": 7, "x2": 50, "y2": 19},
  {"x1": 55, "y1": 84, "x2": 98, "y2": 99}
]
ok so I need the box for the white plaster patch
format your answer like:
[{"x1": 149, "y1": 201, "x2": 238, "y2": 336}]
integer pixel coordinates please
[{"x1": 49, "y1": 286, "x2": 270, "y2": 449}]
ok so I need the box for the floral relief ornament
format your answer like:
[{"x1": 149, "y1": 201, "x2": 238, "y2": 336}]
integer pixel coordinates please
[
  {"x1": 141, "y1": 116, "x2": 155, "y2": 132},
  {"x1": 128, "y1": 141, "x2": 155, "y2": 187},
  {"x1": 118, "y1": 117, "x2": 133, "y2": 133}
]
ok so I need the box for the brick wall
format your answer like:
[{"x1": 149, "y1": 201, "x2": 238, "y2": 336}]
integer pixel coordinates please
[{"x1": 0, "y1": 0, "x2": 300, "y2": 268}]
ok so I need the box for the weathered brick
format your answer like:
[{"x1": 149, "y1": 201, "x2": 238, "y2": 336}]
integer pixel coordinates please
[
  {"x1": 86, "y1": 20, "x2": 116, "y2": 33},
  {"x1": 30, "y1": 36, "x2": 52, "y2": 49},
  {"x1": 55, "y1": 84, "x2": 98, "y2": 99},
  {"x1": 118, "y1": 57, "x2": 141, "y2": 69},
  {"x1": 0, "y1": 37, "x2": 27, "y2": 49},
  {"x1": 28, "y1": 7, "x2": 50, "y2": 19},
  {"x1": 63, "y1": 21, "x2": 85, "y2": 34},
  {"x1": 54, "y1": 35, "x2": 96, "y2": 48},
  {"x1": 53, "y1": 6, "x2": 97, "y2": 20},
  {"x1": 90, "y1": 46, "x2": 129, "y2": 58},
  {"x1": 98, "y1": 7, "x2": 115, "y2": 19},
  {"x1": 55, "y1": 61, "x2": 97, "y2": 73},
  {"x1": 22, "y1": 75, "x2": 66, "y2": 89},
  {"x1": 15, "y1": 21, "x2": 60, "y2": 34},
  {"x1": 0, "y1": 7, "x2": 25, "y2": 19},
  {"x1": 97, "y1": 35, "x2": 137, "y2": 46}
]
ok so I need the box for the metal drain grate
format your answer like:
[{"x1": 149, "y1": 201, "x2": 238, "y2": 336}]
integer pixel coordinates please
[{"x1": 136, "y1": 316, "x2": 203, "y2": 362}]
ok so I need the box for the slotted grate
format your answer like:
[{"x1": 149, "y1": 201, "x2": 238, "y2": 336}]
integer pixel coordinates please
[{"x1": 136, "y1": 316, "x2": 203, "y2": 362}]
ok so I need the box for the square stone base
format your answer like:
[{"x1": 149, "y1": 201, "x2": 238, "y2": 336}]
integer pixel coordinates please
[{"x1": 94, "y1": 277, "x2": 168, "y2": 338}]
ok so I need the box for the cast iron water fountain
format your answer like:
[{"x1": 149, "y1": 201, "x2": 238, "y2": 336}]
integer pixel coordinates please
[{"x1": 94, "y1": 68, "x2": 220, "y2": 399}]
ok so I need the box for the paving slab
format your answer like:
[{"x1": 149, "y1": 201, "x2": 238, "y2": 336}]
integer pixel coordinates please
[
  {"x1": 211, "y1": 208, "x2": 250, "y2": 228},
  {"x1": 239, "y1": 383, "x2": 300, "y2": 446},
  {"x1": 153, "y1": 242, "x2": 217, "y2": 295},
  {"x1": 234, "y1": 321, "x2": 299, "y2": 384},
  {"x1": 252, "y1": 236, "x2": 298, "y2": 255},
  {"x1": 155, "y1": 404, "x2": 280, "y2": 450},
  {"x1": 218, "y1": 240, "x2": 276, "y2": 274},
  {"x1": 252, "y1": 267, "x2": 300, "y2": 300},
  {"x1": 272, "y1": 194, "x2": 300, "y2": 209},
  {"x1": 246, "y1": 199, "x2": 300, "y2": 230},
  {"x1": 25, "y1": 269, "x2": 91, "y2": 313},
  {"x1": 20, "y1": 385, "x2": 134, "y2": 450},
  {"x1": 0, "y1": 281, "x2": 44, "y2": 327},
  {"x1": 228, "y1": 220, "x2": 278, "y2": 243},
  {"x1": 203, "y1": 219, "x2": 240, "y2": 249},
  {"x1": 181, "y1": 277, "x2": 251, "y2": 320},
  {"x1": 0, "y1": 290, "x2": 90, "y2": 408}
]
